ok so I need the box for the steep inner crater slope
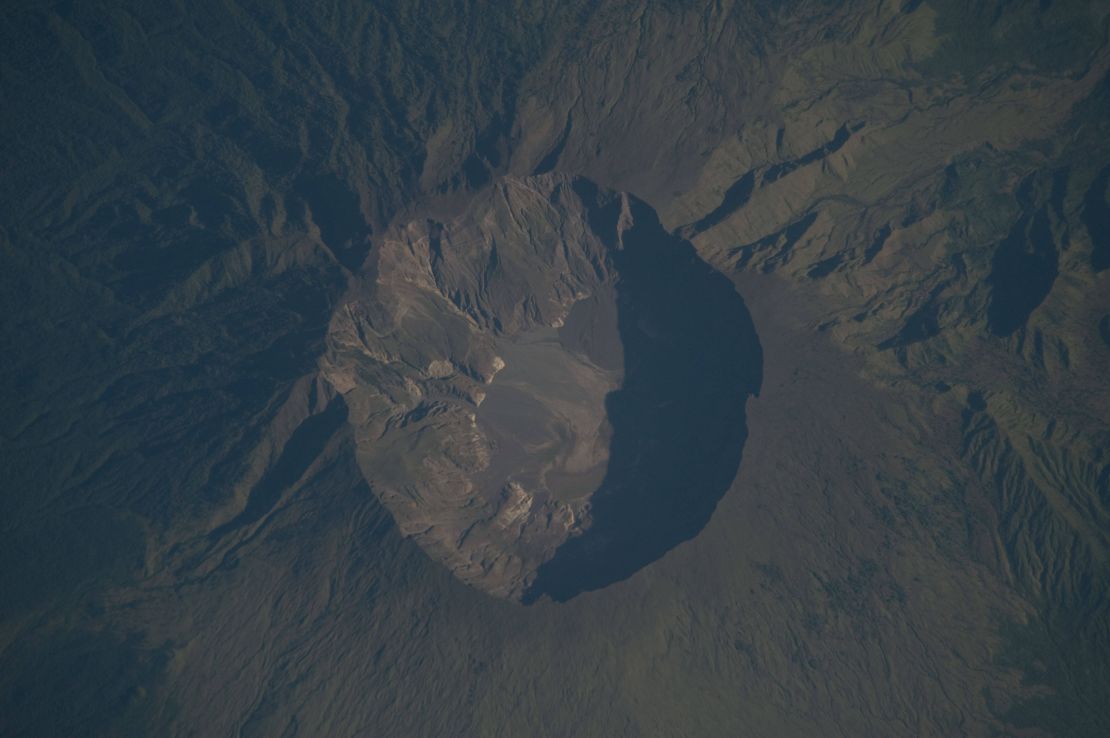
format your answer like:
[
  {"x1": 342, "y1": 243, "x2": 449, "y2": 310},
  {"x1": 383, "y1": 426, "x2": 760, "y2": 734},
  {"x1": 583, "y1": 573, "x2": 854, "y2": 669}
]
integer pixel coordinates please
[{"x1": 323, "y1": 174, "x2": 761, "y2": 601}]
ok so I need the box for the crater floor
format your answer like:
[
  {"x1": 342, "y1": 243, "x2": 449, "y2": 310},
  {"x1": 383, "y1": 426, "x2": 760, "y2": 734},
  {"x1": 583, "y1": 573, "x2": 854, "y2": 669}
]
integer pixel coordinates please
[{"x1": 323, "y1": 174, "x2": 762, "y2": 601}]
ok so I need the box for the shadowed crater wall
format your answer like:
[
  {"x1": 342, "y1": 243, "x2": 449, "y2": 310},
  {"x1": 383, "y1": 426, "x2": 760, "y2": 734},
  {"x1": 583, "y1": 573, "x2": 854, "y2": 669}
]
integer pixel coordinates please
[
  {"x1": 525, "y1": 187, "x2": 762, "y2": 602},
  {"x1": 323, "y1": 174, "x2": 762, "y2": 601}
]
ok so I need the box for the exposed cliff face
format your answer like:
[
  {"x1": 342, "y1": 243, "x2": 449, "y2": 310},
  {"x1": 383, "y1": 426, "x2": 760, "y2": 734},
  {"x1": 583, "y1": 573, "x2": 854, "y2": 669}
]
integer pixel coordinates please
[
  {"x1": 323, "y1": 175, "x2": 618, "y2": 599},
  {"x1": 323, "y1": 174, "x2": 761, "y2": 600}
]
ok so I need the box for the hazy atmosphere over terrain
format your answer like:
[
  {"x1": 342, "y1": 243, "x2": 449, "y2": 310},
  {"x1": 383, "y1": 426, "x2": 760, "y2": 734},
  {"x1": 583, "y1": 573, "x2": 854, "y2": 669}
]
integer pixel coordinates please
[{"x1": 2, "y1": 1, "x2": 1110, "y2": 736}]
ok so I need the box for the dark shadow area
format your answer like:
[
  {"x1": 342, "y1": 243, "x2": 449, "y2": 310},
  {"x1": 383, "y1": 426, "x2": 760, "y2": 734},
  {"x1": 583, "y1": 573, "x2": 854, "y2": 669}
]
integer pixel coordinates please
[
  {"x1": 207, "y1": 399, "x2": 348, "y2": 541},
  {"x1": 1083, "y1": 164, "x2": 1110, "y2": 272},
  {"x1": 730, "y1": 212, "x2": 818, "y2": 271},
  {"x1": 763, "y1": 122, "x2": 862, "y2": 184},
  {"x1": 862, "y1": 223, "x2": 892, "y2": 264},
  {"x1": 877, "y1": 283, "x2": 948, "y2": 350},
  {"x1": 679, "y1": 122, "x2": 863, "y2": 241},
  {"x1": 808, "y1": 253, "x2": 843, "y2": 279},
  {"x1": 987, "y1": 180, "x2": 1059, "y2": 337},
  {"x1": 533, "y1": 114, "x2": 573, "y2": 175},
  {"x1": 294, "y1": 173, "x2": 373, "y2": 272},
  {"x1": 878, "y1": 301, "x2": 941, "y2": 349},
  {"x1": 679, "y1": 170, "x2": 756, "y2": 239},
  {"x1": 524, "y1": 191, "x2": 763, "y2": 603}
]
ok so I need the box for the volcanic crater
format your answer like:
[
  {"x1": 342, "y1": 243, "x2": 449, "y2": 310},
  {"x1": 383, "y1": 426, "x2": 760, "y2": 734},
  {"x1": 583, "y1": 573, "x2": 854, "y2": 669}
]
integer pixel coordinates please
[{"x1": 323, "y1": 174, "x2": 762, "y2": 602}]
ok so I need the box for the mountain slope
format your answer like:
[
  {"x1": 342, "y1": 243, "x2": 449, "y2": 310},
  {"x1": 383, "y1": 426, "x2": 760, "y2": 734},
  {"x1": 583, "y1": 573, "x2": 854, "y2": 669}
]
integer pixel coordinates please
[{"x1": 2, "y1": 1, "x2": 1110, "y2": 736}]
